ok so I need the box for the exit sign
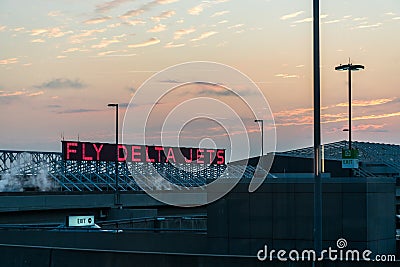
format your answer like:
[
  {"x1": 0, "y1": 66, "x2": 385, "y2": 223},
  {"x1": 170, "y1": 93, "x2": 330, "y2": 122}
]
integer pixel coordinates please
[
  {"x1": 67, "y1": 215, "x2": 95, "y2": 227},
  {"x1": 342, "y1": 159, "x2": 359, "y2": 169},
  {"x1": 341, "y1": 148, "x2": 359, "y2": 169}
]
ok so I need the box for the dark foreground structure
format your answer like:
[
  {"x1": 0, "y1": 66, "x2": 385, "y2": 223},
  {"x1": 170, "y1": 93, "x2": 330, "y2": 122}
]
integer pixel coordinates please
[
  {"x1": 0, "y1": 178, "x2": 397, "y2": 266},
  {"x1": 0, "y1": 140, "x2": 399, "y2": 266}
]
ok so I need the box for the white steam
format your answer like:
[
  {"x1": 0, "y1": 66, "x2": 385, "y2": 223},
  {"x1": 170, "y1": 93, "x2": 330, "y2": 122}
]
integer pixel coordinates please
[{"x1": 0, "y1": 153, "x2": 55, "y2": 192}]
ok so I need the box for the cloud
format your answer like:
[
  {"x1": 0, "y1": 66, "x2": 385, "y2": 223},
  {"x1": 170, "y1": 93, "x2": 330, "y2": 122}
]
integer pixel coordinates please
[
  {"x1": 164, "y1": 42, "x2": 185, "y2": 48},
  {"x1": 63, "y1": 47, "x2": 80, "y2": 53},
  {"x1": 30, "y1": 27, "x2": 72, "y2": 38},
  {"x1": 353, "y1": 17, "x2": 367, "y2": 21},
  {"x1": 293, "y1": 17, "x2": 313, "y2": 24},
  {"x1": 188, "y1": 3, "x2": 207, "y2": 15},
  {"x1": 211, "y1": 10, "x2": 229, "y2": 17},
  {"x1": 127, "y1": 86, "x2": 137, "y2": 93},
  {"x1": 31, "y1": 29, "x2": 48, "y2": 36},
  {"x1": 274, "y1": 98, "x2": 400, "y2": 127},
  {"x1": 47, "y1": 104, "x2": 62, "y2": 108},
  {"x1": 0, "y1": 90, "x2": 44, "y2": 103},
  {"x1": 107, "y1": 23, "x2": 121, "y2": 28},
  {"x1": 128, "y1": 37, "x2": 160, "y2": 48},
  {"x1": 120, "y1": 0, "x2": 178, "y2": 18},
  {"x1": 352, "y1": 124, "x2": 387, "y2": 132},
  {"x1": 280, "y1": 11, "x2": 304, "y2": 20},
  {"x1": 70, "y1": 29, "x2": 107, "y2": 44},
  {"x1": 119, "y1": 102, "x2": 138, "y2": 108},
  {"x1": 335, "y1": 98, "x2": 395, "y2": 107},
  {"x1": 155, "y1": 0, "x2": 179, "y2": 4},
  {"x1": 187, "y1": 1, "x2": 227, "y2": 16},
  {"x1": 275, "y1": 73, "x2": 299, "y2": 79},
  {"x1": 147, "y1": 24, "x2": 166, "y2": 33},
  {"x1": 121, "y1": 9, "x2": 144, "y2": 18},
  {"x1": 159, "y1": 79, "x2": 181, "y2": 84},
  {"x1": 48, "y1": 10, "x2": 62, "y2": 17},
  {"x1": 351, "y1": 112, "x2": 400, "y2": 122},
  {"x1": 0, "y1": 25, "x2": 6, "y2": 32},
  {"x1": 0, "y1": 58, "x2": 18, "y2": 65},
  {"x1": 0, "y1": 91, "x2": 26, "y2": 97},
  {"x1": 324, "y1": 19, "x2": 343, "y2": 24},
  {"x1": 27, "y1": 91, "x2": 44, "y2": 97},
  {"x1": 96, "y1": 50, "x2": 136, "y2": 57},
  {"x1": 36, "y1": 78, "x2": 86, "y2": 89},
  {"x1": 228, "y1": 24, "x2": 244, "y2": 29},
  {"x1": 95, "y1": 0, "x2": 133, "y2": 13},
  {"x1": 174, "y1": 28, "x2": 196, "y2": 40},
  {"x1": 356, "y1": 23, "x2": 382, "y2": 29},
  {"x1": 57, "y1": 108, "x2": 100, "y2": 114},
  {"x1": 31, "y1": 39, "x2": 45, "y2": 43},
  {"x1": 91, "y1": 39, "x2": 120, "y2": 49},
  {"x1": 194, "y1": 88, "x2": 235, "y2": 97},
  {"x1": 190, "y1": 31, "x2": 218, "y2": 42},
  {"x1": 151, "y1": 10, "x2": 176, "y2": 22},
  {"x1": 84, "y1": 16, "x2": 112, "y2": 24},
  {"x1": 124, "y1": 19, "x2": 146, "y2": 26}
]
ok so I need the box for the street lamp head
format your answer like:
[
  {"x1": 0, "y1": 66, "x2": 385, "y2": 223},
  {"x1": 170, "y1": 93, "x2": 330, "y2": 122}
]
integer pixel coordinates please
[
  {"x1": 254, "y1": 119, "x2": 262, "y2": 122},
  {"x1": 335, "y1": 63, "x2": 365, "y2": 71},
  {"x1": 350, "y1": 64, "x2": 365, "y2": 71},
  {"x1": 108, "y1": 103, "x2": 118, "y2": 107}
]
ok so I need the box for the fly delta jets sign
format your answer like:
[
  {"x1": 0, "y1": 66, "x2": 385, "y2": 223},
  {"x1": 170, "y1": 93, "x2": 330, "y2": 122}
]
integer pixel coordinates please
[{"x1": 62, "y1": 141, "x2": 225, "y2": 165}]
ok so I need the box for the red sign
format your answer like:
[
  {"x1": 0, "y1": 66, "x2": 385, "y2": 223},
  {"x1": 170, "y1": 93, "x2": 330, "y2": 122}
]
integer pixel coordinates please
[{"x1": 62, "y1": 141, "x2": 225, "y2": 165}]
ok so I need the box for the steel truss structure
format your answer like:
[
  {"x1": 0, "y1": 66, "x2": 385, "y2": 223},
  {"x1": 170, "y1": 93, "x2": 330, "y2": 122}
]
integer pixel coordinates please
[
  {"x1": 3, "y1": 140, "x2": 397, "y2": 192},
  {"x1": 0, "y1": 150, "x2": 248, "y2": 192},
  {"x1": 278, "y1": 140, "x2": 400, "y2": 177}
]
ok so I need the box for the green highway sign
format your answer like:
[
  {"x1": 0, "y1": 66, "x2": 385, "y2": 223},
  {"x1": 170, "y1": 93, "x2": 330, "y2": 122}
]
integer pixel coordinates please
[{"x1": 342, "y1": 148, "x2": 359, "y2": 159}]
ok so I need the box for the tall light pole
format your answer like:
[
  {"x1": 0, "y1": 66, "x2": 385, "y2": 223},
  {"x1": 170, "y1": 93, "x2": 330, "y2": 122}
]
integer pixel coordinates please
[
  {"x1": 313, "y1": 0, "x2": 322, "y2": 257},
  {"x1": 335, "y1": 61, "x2": 365, "y2": 150},
  {"x1": 108, "y1": 103, "x2": 120, "y2": 206},
  {"x1": 254, "y1": 119, "x2": 264, "y2": 157}
]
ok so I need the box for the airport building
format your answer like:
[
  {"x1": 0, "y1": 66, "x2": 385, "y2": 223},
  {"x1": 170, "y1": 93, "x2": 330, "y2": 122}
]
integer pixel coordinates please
[{"x1": 0, "y1": 140, "x2": 398, "y2": 266}]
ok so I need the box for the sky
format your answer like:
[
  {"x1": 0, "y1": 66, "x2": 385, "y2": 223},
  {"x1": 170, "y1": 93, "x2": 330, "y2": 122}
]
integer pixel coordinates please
[{"x1": 0, "y1": 0, "x2": 399, "y2": 161}]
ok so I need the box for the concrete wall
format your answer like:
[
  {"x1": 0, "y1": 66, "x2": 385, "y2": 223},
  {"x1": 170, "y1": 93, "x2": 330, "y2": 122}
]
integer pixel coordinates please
[
  {"x1": 207, "y1": 178, "x2": 396, "y2": 256},
  {"x1": 1, "y1": 243, "x2": 399, "y2": 267},
  {"x1": 0, "y1": 191, "x2": 163, "y2": 213},
  {"x1": 0, "y1": 178, "x2": 396, "y2": 266}
]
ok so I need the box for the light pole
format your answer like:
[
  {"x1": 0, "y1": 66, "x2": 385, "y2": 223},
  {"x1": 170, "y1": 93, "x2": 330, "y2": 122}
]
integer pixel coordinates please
[
  {"x1": 254, "y1": 119, "x2": 264, "y2": 157},
  {"x1": 313, "y1": 0, "x2": 322, "y2": 257},
  {"x1": 108, "y1": 103, "x2": 120, "y2": 206},
  {"x1": 335, "y1": 61, "x2": 364, "y2": 150}
]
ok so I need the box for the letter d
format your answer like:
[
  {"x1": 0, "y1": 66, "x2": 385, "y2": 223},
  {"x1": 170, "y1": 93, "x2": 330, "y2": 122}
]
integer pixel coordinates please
[{"x1": 257, "y1": 245, "x2": 268, "y2": 261}]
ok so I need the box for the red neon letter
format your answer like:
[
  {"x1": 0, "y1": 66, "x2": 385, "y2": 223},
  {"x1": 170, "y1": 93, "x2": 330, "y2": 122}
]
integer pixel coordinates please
[
  {"x1": 82, "y1": 143, "x2": 93, "y2": 161},
  {"x1": 197, "y1": 149, "x2": 204, "y2": 164},
  {"x1": 185, "y1": 148, "x2": 193, "y2": 163},
  {"x1": 93, "y1": 144, "x2": 103, "y2": 161},
  {"x1": 155, "y1": 147, "x2": 164, "y2": 163},
  {"x1": 166, "y1": 148, "x2": 176, "y2": 163},
  {"x1": 66, "y1": 142, "x2": 77, "y2": 160},
  {"x1": 146, "y1": 146, "x2": 155, "y2": 162},
  {"x1": 132, "y1": 146, "x2": 141, "y2": 162},
  {"x1": 216, "y1": 150, "x2": 225, "y2": 164},
  {"x1": 207, "y1": 149, "x2": 215, "y2": 164},
  {"x1": 118, "y1": 145, "x2": 127, "y2": 162}
]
